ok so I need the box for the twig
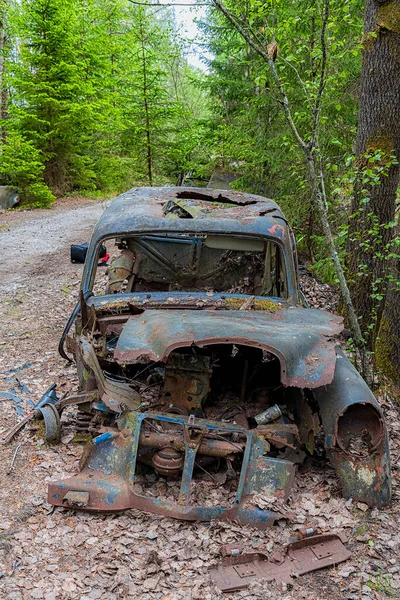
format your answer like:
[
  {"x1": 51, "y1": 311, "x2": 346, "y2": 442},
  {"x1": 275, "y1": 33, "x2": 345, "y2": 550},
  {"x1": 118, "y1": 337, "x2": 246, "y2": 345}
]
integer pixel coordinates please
[
  {"x1": 195, "y1": 460, "x2": 218, "y2": 482},
  {"x1": 280, "y1": 55, "x2": 313, "y2": 109},
  {"x1": 239, "y1": 295, "x2": 254, "y2": 310},
  {"x1": 0, "y1": 413, "x2": 33, "y2": 445},
  {"x1": 7, "y1": 443, "x2": 22, "y2": 474},
  {"x1": 310, "y1": 0, "x2": 329, "y2": 149}
]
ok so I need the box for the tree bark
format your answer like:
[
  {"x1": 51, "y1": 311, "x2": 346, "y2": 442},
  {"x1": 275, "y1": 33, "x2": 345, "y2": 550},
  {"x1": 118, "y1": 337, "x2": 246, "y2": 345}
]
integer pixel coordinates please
[
  {"x1": 375, "y1": 224, "x2": 400, "y2": 388},
  {"x1": 0, "y1": 0, "x2": 8, "y2": 144},
  {"x1": 348, "y1": 0, "x2": 400, "y2": 345}
]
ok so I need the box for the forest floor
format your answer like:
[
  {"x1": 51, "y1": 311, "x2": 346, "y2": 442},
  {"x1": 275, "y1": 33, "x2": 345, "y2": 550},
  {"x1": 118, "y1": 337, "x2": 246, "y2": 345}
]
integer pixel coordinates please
[{"x1": 0, "y1": 200, "x2": 399, "y2": 600}]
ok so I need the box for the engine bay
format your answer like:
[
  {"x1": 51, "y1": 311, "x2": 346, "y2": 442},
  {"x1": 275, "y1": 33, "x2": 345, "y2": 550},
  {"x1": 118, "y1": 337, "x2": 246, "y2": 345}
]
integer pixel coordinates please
[{"x1": 71, "y1": 341, "x2": 319, "y2": 508}]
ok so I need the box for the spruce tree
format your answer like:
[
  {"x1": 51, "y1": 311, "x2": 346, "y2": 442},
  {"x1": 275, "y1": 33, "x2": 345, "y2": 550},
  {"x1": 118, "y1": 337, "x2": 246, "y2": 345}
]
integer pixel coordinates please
[
  {"x1": 10, "y1": 0, "x2": 97, "y2": 194},
  {"x1": 1, "y1": 0, "x2": 211, "y2": 201}
]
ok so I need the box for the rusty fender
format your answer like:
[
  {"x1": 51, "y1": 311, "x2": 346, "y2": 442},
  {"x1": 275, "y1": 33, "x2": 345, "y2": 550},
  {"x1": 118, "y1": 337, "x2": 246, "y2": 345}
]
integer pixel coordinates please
[{"x1": 312, "y1": 349, "x2": 391, "y2": 507}]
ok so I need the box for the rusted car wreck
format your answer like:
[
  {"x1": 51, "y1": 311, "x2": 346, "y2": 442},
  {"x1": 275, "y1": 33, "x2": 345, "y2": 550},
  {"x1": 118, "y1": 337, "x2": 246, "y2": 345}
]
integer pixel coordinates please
[{"x1": 49, "y1": 187, "x2": 391, "y2": 527}]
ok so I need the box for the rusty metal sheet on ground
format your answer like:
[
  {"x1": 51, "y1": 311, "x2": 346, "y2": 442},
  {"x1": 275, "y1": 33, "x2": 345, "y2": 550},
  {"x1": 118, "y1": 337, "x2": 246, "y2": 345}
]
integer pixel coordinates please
[{"x1": 210, "y1": 533, "x2": 351, "y2": 592}]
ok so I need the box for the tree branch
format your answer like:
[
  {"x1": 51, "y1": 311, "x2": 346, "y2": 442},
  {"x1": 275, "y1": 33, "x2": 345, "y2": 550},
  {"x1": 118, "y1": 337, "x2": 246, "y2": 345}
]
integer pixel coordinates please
[
  {"x1": 212, "y1": 0, "x2": 308, "y2": 152},
  {"x1": 126, "y1": 1, "x2": 211, "y2": 6},
  {"x1": 310, "y1": 0, "x2": 329, "y2": 148}
]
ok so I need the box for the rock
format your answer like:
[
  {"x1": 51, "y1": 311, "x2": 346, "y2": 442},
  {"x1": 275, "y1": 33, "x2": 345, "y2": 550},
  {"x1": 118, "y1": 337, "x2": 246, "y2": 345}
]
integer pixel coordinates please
[{"x1": 0, "y1": 186, "x2": 20, "y2": 210}]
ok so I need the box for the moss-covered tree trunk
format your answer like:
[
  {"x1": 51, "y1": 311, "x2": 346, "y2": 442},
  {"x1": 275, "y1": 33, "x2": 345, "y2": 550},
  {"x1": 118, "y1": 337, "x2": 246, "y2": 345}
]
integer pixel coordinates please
[
  {"x1": 348, "y1": 0, "x2": 400, "y2": 345},
  {"x1": 375, "y1": 223, "x2": 400, "y2": 387}
]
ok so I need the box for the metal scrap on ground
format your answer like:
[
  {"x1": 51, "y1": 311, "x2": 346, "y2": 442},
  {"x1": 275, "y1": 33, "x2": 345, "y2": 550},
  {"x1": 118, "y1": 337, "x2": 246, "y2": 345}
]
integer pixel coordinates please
[{"x1": 210, "y1": 532, "x2": 351, "y2": 592}]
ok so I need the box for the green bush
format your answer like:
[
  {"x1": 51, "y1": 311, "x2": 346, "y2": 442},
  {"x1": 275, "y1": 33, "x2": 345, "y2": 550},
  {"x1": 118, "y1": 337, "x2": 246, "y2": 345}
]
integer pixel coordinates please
[
  {"x1": 21, "y1": 182, "x2": 56, "y2": 208},
  {"x1": 0, "y1": 131, "x2": 55, "y2": 207}
]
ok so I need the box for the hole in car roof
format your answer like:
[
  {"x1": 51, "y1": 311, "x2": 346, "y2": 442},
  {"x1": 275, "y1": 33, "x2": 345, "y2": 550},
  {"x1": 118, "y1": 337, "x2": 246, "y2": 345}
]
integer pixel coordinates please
[
  {"x1": 259, "y1": 208, "x2": 279, "y2": 216},
  {"x1": 176, "y1": 190, "x2": 258, "y2": 206}
]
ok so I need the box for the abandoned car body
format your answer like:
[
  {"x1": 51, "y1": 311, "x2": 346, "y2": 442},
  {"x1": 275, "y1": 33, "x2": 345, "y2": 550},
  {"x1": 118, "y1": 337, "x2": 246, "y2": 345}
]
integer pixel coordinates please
[{"x1": 49, "y1": 187, "x2": 391, "y2": 527}]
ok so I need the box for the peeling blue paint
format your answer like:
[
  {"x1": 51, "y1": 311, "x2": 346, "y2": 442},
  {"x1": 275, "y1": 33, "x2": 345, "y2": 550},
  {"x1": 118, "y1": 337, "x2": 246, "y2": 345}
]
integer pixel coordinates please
[{"x1": 93, "y1": 432, "x2": 114, "y2": 445}]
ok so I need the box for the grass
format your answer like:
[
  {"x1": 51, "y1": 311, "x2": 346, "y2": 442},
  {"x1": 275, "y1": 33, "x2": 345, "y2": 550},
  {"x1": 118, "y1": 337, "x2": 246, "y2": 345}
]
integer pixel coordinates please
[{"x1": 367, "y1": 571, "x2": 397, "y2": 597}]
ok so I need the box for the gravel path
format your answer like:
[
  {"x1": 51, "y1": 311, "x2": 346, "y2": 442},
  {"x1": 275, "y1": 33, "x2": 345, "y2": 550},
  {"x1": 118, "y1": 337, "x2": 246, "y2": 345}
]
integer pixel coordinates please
[{"x1": 0, "y1": 200, "x2": 108, "y2": 291}]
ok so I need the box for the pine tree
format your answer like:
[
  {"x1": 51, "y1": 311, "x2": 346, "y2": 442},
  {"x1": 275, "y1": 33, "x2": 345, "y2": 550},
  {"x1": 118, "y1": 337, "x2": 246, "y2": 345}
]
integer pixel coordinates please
[{"x1": 10, "y1": 0, "x2": 97, "y2": 194}]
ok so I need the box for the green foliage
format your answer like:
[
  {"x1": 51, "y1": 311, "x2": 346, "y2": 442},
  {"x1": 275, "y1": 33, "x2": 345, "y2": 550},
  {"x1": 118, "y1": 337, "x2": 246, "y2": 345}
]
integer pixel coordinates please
[
  {"x1": 307, "y1": 236, "x2": 343, "y2": 284},
  {"x1": 367, "y1": 570, "x2": 397, "y2": 597},
  {"x1": 8, "y1": 0, "x2": 99, "y2": 194},
  {"x1": 346, "y1": 150, "x2": 399, "y2": 315},
  {"x1": 0, "y1": 130, "x2": 55, "y2": 206},
  {"x1": 0, "y1": 0, "x2": 210, "y2": 205},
  {"x1": 201, "y1": 0, "x2": 364, "y2": 237}
]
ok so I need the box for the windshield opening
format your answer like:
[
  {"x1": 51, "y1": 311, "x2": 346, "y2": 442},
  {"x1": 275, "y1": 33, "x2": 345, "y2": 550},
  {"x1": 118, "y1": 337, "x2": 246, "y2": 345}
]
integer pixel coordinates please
[{"x1": 92, "y1": 234, "x2": 288, "y2": 299}]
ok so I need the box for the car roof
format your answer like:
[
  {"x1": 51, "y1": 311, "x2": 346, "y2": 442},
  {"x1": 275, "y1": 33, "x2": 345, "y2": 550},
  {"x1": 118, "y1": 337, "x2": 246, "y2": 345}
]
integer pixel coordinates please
[{"x1": 91, "y1": 187, "x2": 289, "y2": 243}]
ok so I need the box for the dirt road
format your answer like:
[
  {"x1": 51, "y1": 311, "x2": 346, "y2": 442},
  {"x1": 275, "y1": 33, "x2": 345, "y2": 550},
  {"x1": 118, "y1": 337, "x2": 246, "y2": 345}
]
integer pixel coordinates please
[
  {"x1": 0, "y1": 200, "x2": 399, "y2": 600},
  {"x1": 0, "y1": 199, "x2": 108, "y2": 291}
]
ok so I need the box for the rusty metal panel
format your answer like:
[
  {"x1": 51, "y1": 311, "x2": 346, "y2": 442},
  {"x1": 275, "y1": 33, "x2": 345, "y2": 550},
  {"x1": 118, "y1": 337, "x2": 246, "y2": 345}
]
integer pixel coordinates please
[
  {"x1": 162, "y1": 353, "x2": 211, "y2": 413},
  {"x1": 113, "y1": 309, "x2": 343, "y2": 388},
  {"x1": 313, "y1": 349, "x2": 391, "y2": 506},
  {"x1": 80, "y1": 338, "x2": 141, "y2": 410},
  {"x1": 210, "y1": 533, "x2": 351, "y2": 592},
  {"x1": 80, "y1": 187, "x2": 298, "y2": 299},
  {"x1": 63, "y1": 491, "x2": 90, "y2": 508},
  {"x1": 242, "y1": 454, "x2": 296, "y2": 501}
]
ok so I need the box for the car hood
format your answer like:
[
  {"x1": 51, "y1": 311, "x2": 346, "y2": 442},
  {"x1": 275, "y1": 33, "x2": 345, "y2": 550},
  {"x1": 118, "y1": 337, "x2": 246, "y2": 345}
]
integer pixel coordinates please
[{"x1": 113, "y1": 308, "x2": 343, "y2": 388}]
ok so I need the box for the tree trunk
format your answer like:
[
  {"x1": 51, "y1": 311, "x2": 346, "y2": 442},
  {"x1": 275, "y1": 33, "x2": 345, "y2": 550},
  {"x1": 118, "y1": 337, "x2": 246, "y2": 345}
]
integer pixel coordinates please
[
  {"x1": 348, "y1": 0, "x2": 400, "y2": 345},
  {"x1": 375, "y1": 225, "x2": 400, "y2": 388},
  {"x1": 139, "y1": 17, "x2": 153, "y2": 186},
  {"x1": 0, "y1": 0, "x2": 8, "y2": 144}
]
